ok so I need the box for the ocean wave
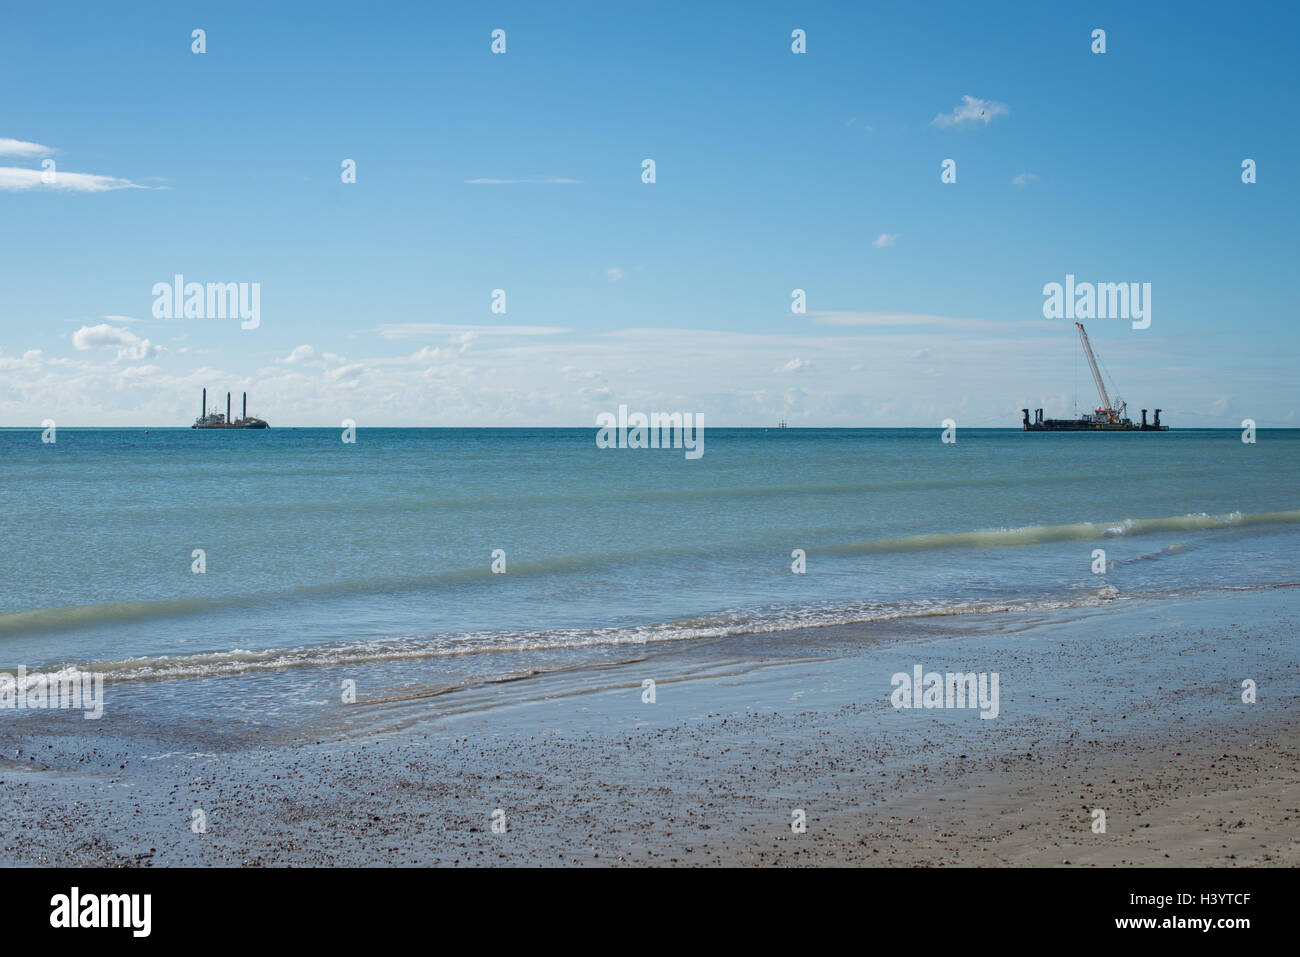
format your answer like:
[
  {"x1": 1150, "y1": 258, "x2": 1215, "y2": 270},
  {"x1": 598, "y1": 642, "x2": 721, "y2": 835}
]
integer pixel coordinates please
[
  {"x1": 824, "y1": 509, "x2": 1300, "y2": 555},
  {"x1": 0, "y1": 598, "x2": 215, "y2": 636},
  {"x1": 5, "y1": 587, "x2": 1136, "y2": 685},
  {"x1": 3, "y1": 509, "x2": 1297, "y2": 638},
  {"x1": 9, "y1": 576, "x2": 1300, "y2": 687}
]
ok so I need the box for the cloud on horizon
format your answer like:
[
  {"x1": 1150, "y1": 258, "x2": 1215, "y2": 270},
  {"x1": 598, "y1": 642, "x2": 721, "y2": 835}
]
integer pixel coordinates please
[
  {"x1": 0, "y1": 320, "x2": 1278, "y2": 429},
  {"x1": 373, "y1": 322, "x2": 573, "y2": 339},
  {"x1": 72, "y1": 323, "x2": 165, "y2": 360},
  {"x1": 809, "y1": 311, "x2": 1058, "y2": 333}
]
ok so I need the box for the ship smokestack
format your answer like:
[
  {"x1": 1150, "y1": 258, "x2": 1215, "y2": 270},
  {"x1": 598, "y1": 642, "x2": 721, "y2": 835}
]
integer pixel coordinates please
[
  {"x1": 202, "y1": 388, "x2": 206, "y2": 419},
  {"x1": 1154, "y1": 409, "x2": 1162, "y2": 428},
  {"x1": 227, "y1": 392, "x2": 231, "y2": 425},
  {"x1": 1141, "y1": 409, "x2": 1148, "y2": 427},
  {"x1": 242, "y1": 392, "x2": 247, "y2": 421},
  {"x1": 1022, "y1": 409, "x2": 1030, "y2": 428}
]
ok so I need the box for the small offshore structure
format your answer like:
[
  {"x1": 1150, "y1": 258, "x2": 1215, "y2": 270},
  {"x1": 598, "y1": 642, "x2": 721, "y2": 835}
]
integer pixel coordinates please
[
  {"x1": 1023, "y1": 323, "x2": 1168, "y2": 431},
  {"x1": 192, "y1": 388, "x2": 269, "y2": 429}
]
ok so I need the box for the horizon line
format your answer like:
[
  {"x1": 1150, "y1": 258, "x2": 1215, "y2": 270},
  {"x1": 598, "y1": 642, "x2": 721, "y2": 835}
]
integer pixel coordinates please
[{"x1": 2, "y1": 425, "x2": 1289, "y2": 432}]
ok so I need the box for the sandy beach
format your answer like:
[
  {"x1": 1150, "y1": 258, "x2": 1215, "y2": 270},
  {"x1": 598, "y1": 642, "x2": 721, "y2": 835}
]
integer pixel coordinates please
[{"x1": 2, "y1": 586, "x2": 1296, "y2": 867}]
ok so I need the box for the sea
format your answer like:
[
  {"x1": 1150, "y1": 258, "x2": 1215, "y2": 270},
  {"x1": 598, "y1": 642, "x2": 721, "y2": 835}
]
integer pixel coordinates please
[{"x1": 1, "y1": 427, "x2": 1297, "y2": 722}]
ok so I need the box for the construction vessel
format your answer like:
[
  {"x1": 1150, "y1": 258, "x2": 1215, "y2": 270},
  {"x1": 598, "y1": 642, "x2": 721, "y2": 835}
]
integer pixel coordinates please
[
  {"x1": 1022, "y1": 323, "x2": 1168, "y2": 431},
  {"x1": 192, "y1": 389, "x2": 269, "y2": 429}
]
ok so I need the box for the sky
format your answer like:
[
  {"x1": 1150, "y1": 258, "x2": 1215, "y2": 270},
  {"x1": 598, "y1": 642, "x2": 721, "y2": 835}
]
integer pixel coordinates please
[{"x1": 1, "y1": 0, "x2": 1296, "y2": 427}]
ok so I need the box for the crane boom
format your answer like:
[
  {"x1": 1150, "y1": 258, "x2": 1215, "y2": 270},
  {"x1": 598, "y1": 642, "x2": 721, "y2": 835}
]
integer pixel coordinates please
[{"x1": 1074, "y1": 321, "x2": 1110, "y2": 410}]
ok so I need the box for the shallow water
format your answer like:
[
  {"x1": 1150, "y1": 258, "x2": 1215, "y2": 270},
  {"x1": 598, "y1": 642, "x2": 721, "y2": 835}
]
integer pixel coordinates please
[{"x1": 1, "y1": 427, "x2": 1296, "y2": 690}]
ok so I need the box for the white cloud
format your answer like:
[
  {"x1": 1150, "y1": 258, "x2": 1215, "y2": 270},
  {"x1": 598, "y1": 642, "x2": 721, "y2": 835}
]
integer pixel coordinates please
[
  {"x1": 1012, "y1": 172, "x2": 1039, "y2": 188},
  {"x1": 810, "y1": 311, "x2": 1058, "y2": 333},
  {"x1": 279, "y1": 344, "x2": 318, "y2": 364},
  {"x1": 931, "y1": 95, "x2": 1009, "y2": 128},
  {"x1": 373, "y1": 323, "x2": 572, "y2": 339},
  {"x1": 0, "y1": 349, "x2": 46, "y2": 371},
  {"x1": 117, "y1": 365, "x2": 162, "y2": 380},
  {"x1": 0, "y1": 167, "x2": 146, "y2": 192},
  {"x1": 562, "y1": 366, "x2": 605, "y2": 382},
  {"x1": 605, "y1": 267, "x2": 624, "y2": 282},
  {"x1": 0, "y1": 138, "x2": 55, "y2": 157},
  {"x1": 0, "y1": 322, "x2": 1274, "y2": 429},
  {"x1": 873, "y1": 233, "x2": 899, "y2": 248},
  {"x1": 579, "y1": 384, "x2": 614, "y2": 402},
  {"x1": 71, "y1": 324, "x2": 165, "y2": 360},
  {"x1": 327, "y1": 363, "x2": 366, "y2": 382}
]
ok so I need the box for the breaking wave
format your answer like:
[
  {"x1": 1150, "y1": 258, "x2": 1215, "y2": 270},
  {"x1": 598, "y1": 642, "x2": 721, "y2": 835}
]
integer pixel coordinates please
[
  {"x1": 3, "y1": 509, "x2": 1297, "y2": 642},
  {"x1": 825, "y1": 510, "x2": 1300, "y2": 555},
  {"x1": 0, "y1": 584, "x2": 1173, "y2": 685}
]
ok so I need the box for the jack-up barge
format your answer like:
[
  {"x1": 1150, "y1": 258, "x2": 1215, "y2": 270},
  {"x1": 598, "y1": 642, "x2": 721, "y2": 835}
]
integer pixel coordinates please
[
  {"x1": 1023, "y1": 323, "x2": 1168, "y2": 431},
  {"x1": 193, "y1": 389, "x2": 269, "y2": 429}
]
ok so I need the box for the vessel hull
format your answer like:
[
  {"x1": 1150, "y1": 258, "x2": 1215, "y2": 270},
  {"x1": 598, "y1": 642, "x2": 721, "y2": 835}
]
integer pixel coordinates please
[{"x1": 1024, "y1": 420, "x2": 1167, "y2": 431}]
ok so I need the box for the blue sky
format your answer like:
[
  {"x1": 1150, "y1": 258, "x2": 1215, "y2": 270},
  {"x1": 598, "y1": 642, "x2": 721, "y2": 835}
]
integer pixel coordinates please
[{"x1": 1, "y1": 0, "x2": 1296, "y2": 426}]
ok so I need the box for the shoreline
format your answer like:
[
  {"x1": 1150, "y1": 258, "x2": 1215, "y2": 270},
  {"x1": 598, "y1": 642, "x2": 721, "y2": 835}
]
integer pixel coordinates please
[{"x1": 1, "y1": 587, "x2": 1296, "y2": 866}]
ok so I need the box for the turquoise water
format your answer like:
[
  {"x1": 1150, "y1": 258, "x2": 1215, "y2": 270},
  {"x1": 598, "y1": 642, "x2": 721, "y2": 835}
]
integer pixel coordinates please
[{"x1": 1, "y1": 428, "x2": 1297, "y2": 686}]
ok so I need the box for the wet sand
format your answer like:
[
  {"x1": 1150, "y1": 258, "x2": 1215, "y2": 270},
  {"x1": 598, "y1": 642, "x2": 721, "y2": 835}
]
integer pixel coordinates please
[{"x1": 1, "y1": 587, "x2": 1295, "y2": 866}]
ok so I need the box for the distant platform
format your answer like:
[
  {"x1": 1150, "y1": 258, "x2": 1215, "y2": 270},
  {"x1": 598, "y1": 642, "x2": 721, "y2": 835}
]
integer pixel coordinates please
[
  {"x1": 1023, "y1": 409, "x2": 1167, "y2": 431},
  {"x1": 1024, "y1": 418, "x2": 1168, "y2": 431},
  {"x1": 193, "y1": 388, "x2": 268, "y2": 428},
  {"x1": 192, "y1": 418, "x2": 269, "y2": 429}
]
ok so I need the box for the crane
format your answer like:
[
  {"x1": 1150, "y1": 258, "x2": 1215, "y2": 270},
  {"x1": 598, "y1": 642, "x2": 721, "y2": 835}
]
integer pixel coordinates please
[{"x1": 1074, "y1": 322, "x2": 1125, "y2": 424}]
